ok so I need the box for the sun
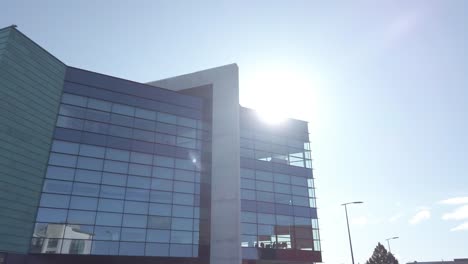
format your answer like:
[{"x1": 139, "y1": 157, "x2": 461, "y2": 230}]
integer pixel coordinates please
[{"x1": 241, "y1": 63, "x2": 315, "y2": 125}]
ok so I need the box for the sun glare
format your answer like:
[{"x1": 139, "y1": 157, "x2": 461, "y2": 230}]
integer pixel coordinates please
[{"x1": 242, "y1": 63, "x2": 316, "y2": 125}]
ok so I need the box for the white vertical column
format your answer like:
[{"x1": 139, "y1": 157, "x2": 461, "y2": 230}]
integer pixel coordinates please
[{"x1": 148, "y1": 64, "x2": 241, "y2": 264}]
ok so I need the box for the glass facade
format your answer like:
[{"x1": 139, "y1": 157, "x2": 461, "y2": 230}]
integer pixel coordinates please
[
  {"x1": 31, "y1": 75, "x2": 209, "y2": 258},
  {"x1": 239, "y1": 108, "x2": 321, "y2": 261}
]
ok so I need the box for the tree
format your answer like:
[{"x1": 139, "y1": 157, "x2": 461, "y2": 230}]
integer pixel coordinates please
[{"x1": 365, "y1": 242, "x2": 399, "y2": 264}]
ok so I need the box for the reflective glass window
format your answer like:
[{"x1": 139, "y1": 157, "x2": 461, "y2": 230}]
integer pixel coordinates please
[
  {"x1": 127, "y1": 175, "x2": 150, "y2": 189},
  {"x1": 170, "y1": 231, "x2": 192, "y2": 244},
  {"x1": 256, "y1": 191, "x2": 274, "y2": 202},
  {"x1": 150, "y1": 190, "x2": 172, "y2": 204},
  {"x1": 274, "y1": 183, "x2": 291, "y2": 194},
  {"x1": 291, "y1": 176, "x2": 307, "y2": 186},
  {"x1": 292, "y1": 186, "x2": 308, "y2": 197},
  {"x1": 79, "y1": 144, "x2": 106, "y2": 158},
  {"x1": 98, "y1": 198, "x2": 124, "y2": 213},
  {"x1": 46, "y1": 166, "x2": 75, "y2": 181},
  {"x1": 293, "y1": 196, "x2": 309, "y2": 207},
  {"x1": 146, "y1": 230, "x2": 170, "y2": 243},
  {"x1": 154, "y1": 133, "x2": 176, "y2": 145},
  {"x1": 172, "y1": 218, "x2": 193, "y2": 231},
  {"x1": 126, "y1": 188, "x2": 149, "y2": 201},
  {"x1": 88, "y1": 98, "x2": 111, "y2": 111},
  {"x1": 52, "y1": 141, "x2": 79, "y2": 154},
  {"x1": 156, "y1": 122, "x2": 176, "y2": 134},
  {"x1": 100, "y1": 185, "x2": 125, "y2": 199},
  {"x1": 152, "y1": 167, "x2": 173, "y2": 179},
  {"x1": 177, "y1": 117, "x2": 197, "y2": 128},
  {"x1": 149, "y1": 203, "x2": 172, "y2": 216},
  {"x1": 129, "y1": 163, "x2": 152, "y2": 177},
  {"x1": 241, "y1": 211, "x2": 257, "y2": 223},
  {"x1": 75, "y1": 169, "x2": 101, "y2": 184},
  {"x1": 153, "y1": 156, "x2": 174, "y2": 167},
  {"x1": 92, "y1": 241, "x2": 119, "y2": 255},
  {"x1": 173, "y1": 181, "x2": 194, "y2": 194},
  {"x1": 94, "y1": 226, "x2": 121, "y2": 241},
  {"x1": 130, "y1": 152, "x2": 153, "y2": 165},
  {"x1": 36, "y1": 208, "x2": 67, "y2": 223},
  {"x1": 257, "y1": 213, "x2": 276, "y2": 225},
  {"x1": 170, "y1": 244, "x2": 192, "y2": 257},
  {"x1": 151, "y1": 179, "x2": 173, "y2": 191},
  {"x1": 62, "y1": 93, "x2": 87, "y2": 107},
  {"x1": 157, "y1": 112, "x2": 177, "y2": 124},
  {"x1": 176, "y1": 137, "x2": 196, "y2": 149},
  {"x1": 172, "y1": 205, "x2": 193, "y2": 218},
  {"x1": 49, "y1": 153, "x2": 77, "y2": 167},
  {"x1": 43, "y1": 179, "x2": 72, "y2": 194},
  {"x1": 67, "y1": 210, "x2": 96, "y2": 224},
  {"x1": 175, "y1": 159, "x2": 195, "y2": 171},
  {"x1": 119, "y1": 242, "x2": 144, "y2": 256},
  {"x1": 59, "y1": 104, "x2": 86, "y2": 118},
  {"x1": 173, "y1": 193, "x2": 194, "y2": 206},
  {"x1": 69, "y1": 196, "x2": 98, "y2": 210},
  {"x1": 103, "y1": 160, "x2": 128, "y2": 174},
  {"x1": 101, "y1": 172, "x2": 127, "y2": 186},
  {"x1": 241, "y1": 169, "x2": 255, "y2": 179},
  {"x1": 105, "y1": 148, "x2": 130, "y2": 162},
  {"x1": 122, "y1": 214, "x2": 147, "y2": 228},
  {"x1": 133, "y1": 129, "x2": 154, "y2": 142},
  {"x1": 77, "y1": 157, "x2": 104, "y2": 171},
  {"x1": 241, "y1": 189, "x2": 255, "y2": 200},
  {"x1": 242, "y1": 223, "x2": 257, "y2": 235},
  {"x1": 135, "y1": 108, "x2": 156, "y2": 120},
  {"x1": 124, "y1": 201, "x2": 148, "y2": 214},
  {"x1": 174, "y1": 170, "x2": 195, "y2": 182},
  {"x1": 96, "y1": 212, "x2": 122, "y2": 226},
  {"x1": 73, "y1": 182, "x2": 99, "y2": 197},
  {"x1": 241, "y1": 179, "x2": 255, "y2": 189},
  {"x1": 145, "y1": 243, "x2": 169, "y2": 256},
  {"x1": 134, "y1": 118, "x2": 156, "y2": 131},
  {"x1": 274, "y1": 173, "x2": 290, "y2": 184},
  {"x1": 256, "y1": 171, "x2": 273, "y2": 182},
  {"x1": 256, "y1": 181, "x2": 273, "y2": 192},
  {"x1": 147, "y1": 216, "x2": 171, "y2": 229},
  {"x1": 56, "y1": 115, "x2": 84, "y2": 130},
  {"x1": 40, "y1": 193, "x2": 70, "y2": 208},
  {"x1": 112, "y1": 104, "x2": 135, "y2": 116}
]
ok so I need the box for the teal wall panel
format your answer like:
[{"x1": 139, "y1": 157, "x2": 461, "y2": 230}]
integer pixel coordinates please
[{"x1": 0, "y1": 26, "x2": 66, "y2": 254}]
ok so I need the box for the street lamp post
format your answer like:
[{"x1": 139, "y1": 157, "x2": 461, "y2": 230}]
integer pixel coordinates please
[
  {"x1": 342, "y1": 201, "x2": 364, "y2": 264},
  {"x1": 385, "y1": 236, "x2": 399, "y2": 253}
]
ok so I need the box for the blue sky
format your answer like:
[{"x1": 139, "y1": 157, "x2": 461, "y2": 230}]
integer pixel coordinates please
[{"x1": 2, "y1": 0, "x2": 468, "y2": 263}]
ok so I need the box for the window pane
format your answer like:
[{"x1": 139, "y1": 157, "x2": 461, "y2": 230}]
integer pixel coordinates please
[
  {"x1": 46, "y1": 166, "x2": 75, "y2": 181},
  {"x1": 171, "y1": 218, "x2": 193, "y2": 231},
  {"x1": 135, "y1": 108, "x2": 156, "y2": 120},
  {"x1": 52, "y1": 141, "x2": 79, "y2": 154},
  {"x1": 112, "y1": 104, "x2": 135, "y2": 116},
  {"x1": 68, "y1": 210, "x2": 96, "y2": 224},
  {"x1": 103, "y1": 160, "x2": 128, "y2": 174},
  {"x1": 96, "y1": 212, "x2": 122, "y2": 226},
  {"x1": 145, "y1": 243, "x2": 169, "y2": 256},
  {"x1": 173, "y1": 193, "x2": 194, "y2": 206},
  {"x1": 94, "y1": 226, "x2": 121, "y2": 241},
  {"x1": 63, "y1": 225, "x2": 94, "y2": 239},
  {"x1": 146, "y1": 230, "x2": 170, "y2": 243},
  {"x1": 172, "y1": 205, "x2": 193, "y2": 218},
  {"x1": 62, "y1": 93, "x2": 87, "y2": 107},
  {"x1": 36, "y1": 208, "x2": 67, "y2": 223},
  {"x1": 49, "y1": 153, "x2": 77, "y2": 167},
  {"x1": 75, "y1": 169, "x2": 101, "y2": 184},
  {"x1": 92, "y1": 241, "x2": 119, "y2": 255},
  {"x1": 79, "y1": 144, "x2": 106, "y2": 158},
  {"x1": 101, "y1": 172, "x2": 127, "y2": 186},
  {"x1": 149, "y1": 203, "x2": 172, "y2": 216},
  {"x1": 122, "y1": 215, "x2": 147, "y2": 228},
  {"x1": 77, "y1": 157, "x2": 103, "y2": 171},
  {"x1": 171, "y1": 231, "x2": 192, "y2": 244},
  {"x1": 157, "y1": 113, "x2": 177, "y2": 124},
  {"x1": 173, "y1": 181, "x2": 194, "y2": 194},
  {"x1": 241, "y1": 212, "x2": 257, "y2": 223},
  {"x1": 88, "y1": 98, "x2": 112, "y2": 112},
  {"x1": 126, "y1": 188, "x2": 149, "y2": 201},
  {"x1": 148, "y1": 216, "x2": 171, "y2": 229},
  {"x1": 73, "y1": 182, "x2": 99, "y2": 197},
  {"x1": 40, "y1": 193, "x2": 70, "y2": 208},
  {"x1": 153, "y1": 156, "x2": 174, "y2": 167},
  {"x1": 69, "y1": 196, "x2": 98, "y2": 210},
  {"x1": 241, "y1": 189, "x2": 255, "y2": 200},
  {"x1": 105, "y1": 148, "x2": 130, "y2": 162},
  {"x1": 124, "y1": 201, "x2": 148, "y2": 214},
  {"x1": 100, "y1": 185, "x2": 125, "y2": 199},
  {"x1": 152, "y1": 167, "x2": 173, "y2": 179},
  {"x1": 150, "y1": 191, "x2": 172, "y2": 204},
  {"x1": 130, "y1": 152, "x2": 153, "y2": 165},
  {"x1": 151, "y1": 179, "x2": 173, "y2": 191},
  {"x1": 170, "y1": 244, "x2": 192, "y2": 257},
  {"x1": 43, "y1": 179, "x2": 72, "y2": 194},
  {"x1": 119, "y1": 242, "x2": 144, "y2": 256},
  {"x1": 98, "y1": 198, "x2": 124, "y2": 213},
  {"x1": 127, "y1": 176, "x2": 150, "y2": 189},
  {"x1": 129, "y1": 164, "x2": 152, "y2": 177},
  {"x1": 174, "y1": 170, "x2": 195, "y2": 182}
]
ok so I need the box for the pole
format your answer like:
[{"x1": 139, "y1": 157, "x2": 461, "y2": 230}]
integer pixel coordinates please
[
  {"x1": 386, "y1": 239, "x2": 391, "y2": 253},
  {"x1": 344, "y1": 204, "x2": 355, "y2": 264}
]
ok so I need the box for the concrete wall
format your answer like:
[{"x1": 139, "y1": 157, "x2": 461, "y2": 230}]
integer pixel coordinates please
[
  {"x1": 148, "y1": 64, "x2": 241, "y2": 264},
  {"x1": 0, "y1": 26, "x2": 66, "y2": 253}
]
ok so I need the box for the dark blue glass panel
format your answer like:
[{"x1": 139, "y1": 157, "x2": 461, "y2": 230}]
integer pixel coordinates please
[
  {"x1": 69, "y1": 196, "x2": 98, "y2": 210},
  {"x1": 256, "y1": 202, "x2": 275, "y2": 214},
  {"x1": 94, "y1": 226, "x2": 121, "y2": 241},
  {"x1": 122, "y1": 215, "x2": 147, "y2": 228},
  {"x1": 98, "y1": 198, "x2": 124, "y2": 213},
  {"x1": 40, "y1": 193, "x2": 70, "y2": 208},
  {"x1": 124, "y1": 201, "x2": 148, "y2": 214},
  {"x1": 118, "y1": 242, "x2": 144, "y2": 256},
  {"x1": 68, "y1": 210, "x2": 96, "y2": 224},
  {"x1": 36, "y1": 208, "x2": 67, "y2": 223},
  {"x1": 145, "y1": 243, "x2": 169, "y2": 256},
  {"x1": 92, "y1": 241, "x2": 119, "y2": 255},
  {"x1": 149, "y1": 203, "x2": 172, "y2": 216},
  {"x1": 147, "y1": 216, "x2": 171, "y2": 229},
  {"x1": 96, "y1": 212, "x2": 122, "y2": 226}
]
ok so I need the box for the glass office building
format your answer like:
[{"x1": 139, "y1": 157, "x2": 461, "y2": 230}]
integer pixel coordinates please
[{"x1": 0, "y1": 25, "x2": 321, "y2": 264}]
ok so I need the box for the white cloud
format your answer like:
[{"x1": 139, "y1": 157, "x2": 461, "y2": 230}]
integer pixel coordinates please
[
  {"x1": 442, "y1": 205, "x2": 468, "y2": 221},
  {"x1": 409, "y1": 209, "x2": 431, "y2": 225},
  {"x1": 450, "y1": 221, "x2": 468, "y2": 232},
  {"x1": 352, "y1": 216, "x2": 368, "y2": 226},
  {"x1": 439, "y1": 197, "x2": 468, "y2": 205},
  {"x1": 389, "y1": 213, "x2": 403, "y2": 223}
]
